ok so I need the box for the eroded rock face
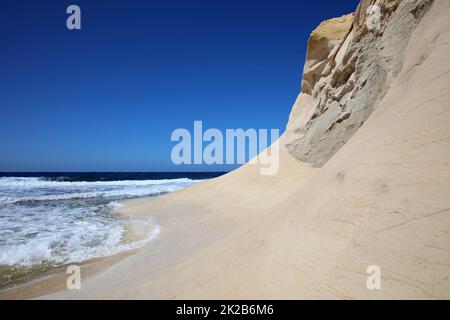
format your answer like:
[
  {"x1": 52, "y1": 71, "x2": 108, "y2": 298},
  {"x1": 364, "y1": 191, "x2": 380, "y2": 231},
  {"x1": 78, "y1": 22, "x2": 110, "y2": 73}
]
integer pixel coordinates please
[{"x1": 285, "y1": 0, "x2": 434, "y2": 167}]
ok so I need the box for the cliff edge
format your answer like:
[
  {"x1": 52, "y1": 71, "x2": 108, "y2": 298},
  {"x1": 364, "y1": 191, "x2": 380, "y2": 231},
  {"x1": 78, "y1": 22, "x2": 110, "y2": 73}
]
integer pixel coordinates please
[
  {"x1": 285, "y1": 0, "x2": 434, "y2": 166},
  {"x1": 2, "y1": 0, "x2": 449, "y2": 299}
]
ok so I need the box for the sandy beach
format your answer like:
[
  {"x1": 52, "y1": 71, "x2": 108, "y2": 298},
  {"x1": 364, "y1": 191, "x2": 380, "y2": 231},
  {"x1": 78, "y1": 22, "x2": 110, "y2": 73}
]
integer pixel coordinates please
[{"x1": 1, "y1": 0, "x2": 450, "y2": 299}]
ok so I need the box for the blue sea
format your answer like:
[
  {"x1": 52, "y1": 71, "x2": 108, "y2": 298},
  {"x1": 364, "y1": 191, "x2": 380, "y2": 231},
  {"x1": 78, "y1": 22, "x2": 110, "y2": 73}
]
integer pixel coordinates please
[{"x1": 0, "y1": 172, "x2": 225, "y2": 286}]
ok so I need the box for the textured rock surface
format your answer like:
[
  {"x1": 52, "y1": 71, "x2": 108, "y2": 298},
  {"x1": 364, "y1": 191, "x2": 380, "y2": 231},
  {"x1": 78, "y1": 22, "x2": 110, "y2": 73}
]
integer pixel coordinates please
[
  {"x1": 285, "y1": 0, "x2": 435, "y2": 166},
  {"x1": 2, "y1": 0, "x2": 449, "y2": 300}
]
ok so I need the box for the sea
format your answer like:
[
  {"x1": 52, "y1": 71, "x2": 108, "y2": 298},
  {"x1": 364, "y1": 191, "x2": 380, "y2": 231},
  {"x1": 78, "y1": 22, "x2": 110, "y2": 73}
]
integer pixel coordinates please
[{"x1": 0, "y1": 172, "x2": 225, "y2": 287}]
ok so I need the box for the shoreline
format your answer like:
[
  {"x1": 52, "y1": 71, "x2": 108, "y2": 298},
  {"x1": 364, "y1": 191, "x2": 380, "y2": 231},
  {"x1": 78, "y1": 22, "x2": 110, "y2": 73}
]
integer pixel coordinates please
[
  {"x1": 0, "y1": 245, "x2": 139, "y2": 299},
  {"x1": 1, "y1": 0, "x2": 450, "y2": 299},
  {"x1": 3, "y1": 143, "x2": 322, "y2": 299},
  {"x1": 1, "y1": 130, "x2": 450, "y2": 298},
  {"x1": 0, "y1": 197, "x2": 164, "y2": 299},
  {"x1": 0, "y1": 144, "x2": 308, "y2": 299}
]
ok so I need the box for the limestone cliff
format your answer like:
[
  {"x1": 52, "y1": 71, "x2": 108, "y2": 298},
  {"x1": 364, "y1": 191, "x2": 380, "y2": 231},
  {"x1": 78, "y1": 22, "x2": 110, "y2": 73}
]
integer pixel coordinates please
[
  {"x1": 3, "y1": 0, "x2": 450, "y2": 300},
  {"x1": 285, "y1": 0, "x2": 434, "y2": 166}
]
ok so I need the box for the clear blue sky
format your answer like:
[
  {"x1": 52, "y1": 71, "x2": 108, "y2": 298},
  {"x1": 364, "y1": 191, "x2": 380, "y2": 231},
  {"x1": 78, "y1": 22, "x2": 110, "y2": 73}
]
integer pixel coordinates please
[{"x1": 0, "y1": 0, "x2": 359, "y2": 172}]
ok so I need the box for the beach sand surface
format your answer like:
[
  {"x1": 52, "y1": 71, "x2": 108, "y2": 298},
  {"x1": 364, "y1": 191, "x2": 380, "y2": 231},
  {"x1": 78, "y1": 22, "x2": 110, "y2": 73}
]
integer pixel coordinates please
[{"x1": 1, "y1": 0, "x2": 450, "y2": 299}]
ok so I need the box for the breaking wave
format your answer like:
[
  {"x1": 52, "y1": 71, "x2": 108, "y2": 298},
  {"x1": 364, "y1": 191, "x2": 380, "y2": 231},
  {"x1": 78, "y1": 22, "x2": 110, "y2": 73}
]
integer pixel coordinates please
[{"x1": 0, "y1": 176, "x2": 198, "y2": 267}]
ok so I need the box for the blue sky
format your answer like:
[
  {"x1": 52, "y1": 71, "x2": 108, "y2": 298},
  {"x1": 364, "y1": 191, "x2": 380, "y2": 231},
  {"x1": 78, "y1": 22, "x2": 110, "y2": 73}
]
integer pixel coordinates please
[{"x1": 0, "y1": 0, "x2": 359, "y2": 172}]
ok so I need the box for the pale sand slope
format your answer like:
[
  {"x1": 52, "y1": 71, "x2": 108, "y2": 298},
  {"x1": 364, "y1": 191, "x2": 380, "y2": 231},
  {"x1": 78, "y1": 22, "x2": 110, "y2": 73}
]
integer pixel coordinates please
[{"x1": 7, "y1": 0, "x2": 450, "y2": 299}]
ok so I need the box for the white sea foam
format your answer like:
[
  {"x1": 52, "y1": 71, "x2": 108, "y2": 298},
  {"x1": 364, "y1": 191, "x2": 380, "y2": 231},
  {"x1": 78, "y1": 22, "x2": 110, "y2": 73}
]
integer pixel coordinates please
[
  {"x1": 0, "y1": 177, "x2": 193, "y2": 187},
  {"x1": 0, "y1": 177, "x2": 197, "y2": 267},
  {"x1": 0, "y1": 177, "x2": 197, "y2": 204},
  {"x1": 0, "y1": 211, "x2": 160, "y2": 267}
]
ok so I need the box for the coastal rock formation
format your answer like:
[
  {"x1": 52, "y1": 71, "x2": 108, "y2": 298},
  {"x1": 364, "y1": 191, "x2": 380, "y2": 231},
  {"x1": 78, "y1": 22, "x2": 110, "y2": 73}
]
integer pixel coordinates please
[
  {"x1": 2, "y1": 0, "x2": 449, "y2": 299},
  {"x1": 285, "y1": 0, "x2": 434, "y2": 166}
]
